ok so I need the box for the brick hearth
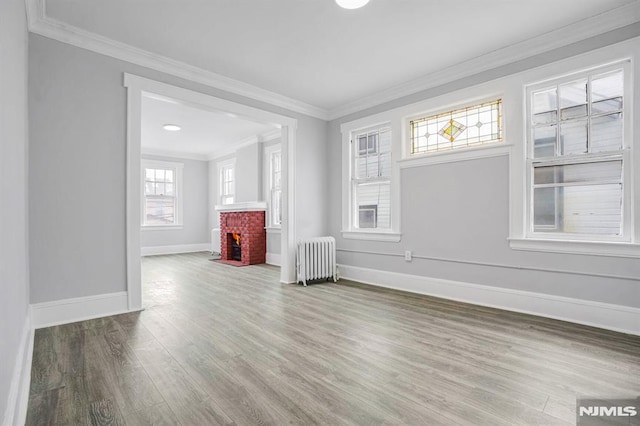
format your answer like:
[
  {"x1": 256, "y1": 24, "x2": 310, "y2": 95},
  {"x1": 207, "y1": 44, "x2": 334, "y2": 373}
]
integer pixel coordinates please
[{"x1": 219, "y1": 210, "x2": 266, "y2": 266}]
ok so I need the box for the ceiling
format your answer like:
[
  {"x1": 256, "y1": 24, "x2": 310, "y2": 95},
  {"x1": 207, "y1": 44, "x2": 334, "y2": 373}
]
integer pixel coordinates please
[
  {"x1": 41, "y1": 0, "x2": 638, "y2": 116},
  {"x1": 141, "y1": 96, "x2": 278, "y2": 159}
]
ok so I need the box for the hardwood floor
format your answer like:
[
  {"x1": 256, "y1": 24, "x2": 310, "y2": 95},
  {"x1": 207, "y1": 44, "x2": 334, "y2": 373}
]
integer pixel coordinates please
[{"x1": 26, "y1": 252, "x2": 640, "y2": 425}]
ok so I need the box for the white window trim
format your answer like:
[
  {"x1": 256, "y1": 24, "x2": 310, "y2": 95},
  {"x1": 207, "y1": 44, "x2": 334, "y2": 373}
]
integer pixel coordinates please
[
  {"x1": 399, "y1": 143, "x2": 512, "y2": 168},
  {"x1": 217, "y1": 158, "x2": 236, "y2": 206},
  {"x1": 525, "y1": 62, "x2": 631, "y2": 243},
  {"x1": 402, "y1": 94, "x2": 506, "y2": 161},
  {"x1": 263, "y1": 144, "x2": 282, "y2": 229},
  {"x1": 141, "y1": 159, "x2": 184, "y2": 229},
  {"x1": 341, "y1": 89, "x2": 513, "y2": 242},
  {"x1": 508, "y1": 50, "x2": 640, "y2": 258},
  {"x1": 341, "y1": 116, "x2": 401, "y2": 242}
]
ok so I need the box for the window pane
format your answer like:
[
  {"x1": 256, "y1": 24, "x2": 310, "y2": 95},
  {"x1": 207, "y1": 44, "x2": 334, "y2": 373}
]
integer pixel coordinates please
[
  {"x1": 533, "y1": 88, "x2": 557, "y2": 118},
  {"x1": 156, "y1": 183, "x2": 166, "y2": 195},
  {"x1": 155, "y1": 169, "x2": 165, "y2": 182},
  {"x1": 379, "y1": 129, "x2": 391, "y2": 153},
  {"x1": 145, "y1": 198, "x2": 175, "y2": 225},
  {"x1": 591, "y1": 112, "x2": 622, "y2": 153},
  {"x1": 592, "y1": 70, "x2": 623, "y2": 114},
  {"x1": 378, "y1": 153, "x2": 391, "y2": 177},
  {"x1": 367, "y1": 134, "x2": 377, "y2": 154},
  {"x1": 271, "y1": 189, "x2": 282, "y2": 226},
  {"x1": 273, "y1": 171, "x2": 281, "y2": 189},
  {"x1": 355, "y1": 182, "x2": 390, "y2": 229},
  {"x1": 358, "y1": 136, "x2": 367, "y2": 155},
  {"x1": 358, "y1": 205, "x2": 377, "y2": 228},
  {"x1": 533, "y1": 125, "x2": 556, "y2": 158},
  {"x1": 533, "y1": 184, "x2": 622, "y2": 235},
  {"x1": 534, "y1": 161, "x2": 622, "y2": 185},
  {"x1": 165, "y1": 183, "x2": 174, "y2": 196},
  {"x1": 145, "y1": 169, "x2": 155, "y2": 180},
  {"x1": 165, "y1": 170, "x2": 174, "y2": 183},
  {"x1": 559, "y1": 79, "x2": 587, "y2": 120},
  {"x1": 410, "y1": 100, "x2": 502, "y2": 154},
  {"x1": 272, "y1": 152, "x2": 281, "y2": 173},
  {"x1": 533, "y1": 187, "x2": 559, "y2": 229},
  {"x1": 145, "y1": 182, "x2": 155, "y2": 195},
  {"x1": 560, "y1": 118, "x2": 587, "y2": 155}
]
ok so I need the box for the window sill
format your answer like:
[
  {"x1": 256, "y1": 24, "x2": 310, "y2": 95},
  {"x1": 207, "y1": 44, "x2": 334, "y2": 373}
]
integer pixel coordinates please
[
  {"x1": 141, "y1": 225, "x2": 183, "y2": 231},
  {"x1": 508, "y1": 237, "x2": 640, "y2": 258},
  {"x1": 265, "y1": 227, "x2": 281, "y2": 234},
  {"x1": 399, "y1": 143, "x2": 512, "y2": 168},
  {"x1": 341, "y1": 230, "x2": 401, "y2": 242}
]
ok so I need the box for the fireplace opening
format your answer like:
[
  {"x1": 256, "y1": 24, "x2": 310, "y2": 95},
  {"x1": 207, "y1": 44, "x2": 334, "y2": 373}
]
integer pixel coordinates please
[{"x1": 231, "y1": 233, "x2": 241, "y2": 261}]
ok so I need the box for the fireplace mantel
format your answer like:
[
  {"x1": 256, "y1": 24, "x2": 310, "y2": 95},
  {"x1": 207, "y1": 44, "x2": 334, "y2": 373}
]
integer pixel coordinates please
[{"x1": 215, "y1": 201, "x2": 267, "y2": 212}]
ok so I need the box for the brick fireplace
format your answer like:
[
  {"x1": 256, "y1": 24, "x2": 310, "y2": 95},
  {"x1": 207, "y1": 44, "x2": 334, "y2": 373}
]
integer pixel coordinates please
[{"x1": 217, "y1": 204, "x2": 266, "y2": 266}]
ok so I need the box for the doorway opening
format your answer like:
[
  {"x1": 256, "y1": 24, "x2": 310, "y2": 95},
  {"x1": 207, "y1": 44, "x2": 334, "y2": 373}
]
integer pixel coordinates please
[{"x1": 125, "y1": 74, "x2": 297, "y2": 311}]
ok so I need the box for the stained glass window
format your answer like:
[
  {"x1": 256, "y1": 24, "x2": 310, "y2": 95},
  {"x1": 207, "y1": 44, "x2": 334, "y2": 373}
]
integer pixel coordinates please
[{"x1": 410, "y1": 100, "x2": 502, "y2": 154}]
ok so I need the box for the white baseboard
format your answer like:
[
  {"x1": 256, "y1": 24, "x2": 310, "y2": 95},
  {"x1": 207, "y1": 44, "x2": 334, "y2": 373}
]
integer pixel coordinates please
[
  {"x1": 141, "y1": 243, "x2": 211, "y2": 256},
  {"x1": 31, "y1": 292, "x2": 130, "y2": 329},
  {"x1": 266, "y1": 253, "x2": 281, "y2": 266},
  {"x1": 3, "y1": 310, "x2": 34, "y2": 426},
  {"x1": 338, "y1": 265, "x2": 640, "y2": 336}
]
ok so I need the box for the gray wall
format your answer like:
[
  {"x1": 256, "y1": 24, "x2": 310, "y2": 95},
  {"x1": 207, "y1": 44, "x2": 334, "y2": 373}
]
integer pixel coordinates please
[
  {"x1": 328, "y1": 27, "x2": 640, "y2": 308},
  {"x1": 140, "y1": 154, "x2": 209, "y2": 248},
  {"x1": 29, "y1": 34, "x2": 327, "y2": 303},
  {"x1": 235, "y1": 142, "x2": 261, "y2": 203},
  {"x1": 0, "y1": 0, "x2": 30, "y2": 420}
]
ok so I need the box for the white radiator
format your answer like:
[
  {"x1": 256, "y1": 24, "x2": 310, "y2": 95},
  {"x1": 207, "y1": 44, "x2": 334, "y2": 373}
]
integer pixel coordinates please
[{"x1": 296, "y1": 237, "x2": 338, "y2": 286}]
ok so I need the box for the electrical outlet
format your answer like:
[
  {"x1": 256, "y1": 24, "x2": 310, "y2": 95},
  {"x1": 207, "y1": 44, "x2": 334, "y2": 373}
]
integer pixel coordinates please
[{"x1": 404, "y1": 250, "x2": 412, "y2": 261}]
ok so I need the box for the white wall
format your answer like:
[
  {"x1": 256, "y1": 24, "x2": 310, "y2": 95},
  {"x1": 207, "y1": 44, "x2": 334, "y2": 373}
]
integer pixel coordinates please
[
  {"x1": 0, "y1": 0, "x2": 30, "y2": 422},
  {"x1": 29, "y1": 33, "x2": 327, "y2": 302},
  {"x1": 328, "y1": 28, "x2": 640, "y2": 311},
  {"x1": 140, "y1": 154, "x2": 209, "y2": 249}
]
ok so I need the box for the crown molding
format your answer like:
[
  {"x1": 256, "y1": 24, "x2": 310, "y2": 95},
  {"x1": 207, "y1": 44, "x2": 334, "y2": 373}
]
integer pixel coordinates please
[
  {"x1": 26, "y1": 0, "x2": 640, "y2": 122},
  {"x1": 141, "y1": 147, "x2": 210, "y2": 162},
  {"x1": 327, "y1": 1, "x2": 640, "y2": 120},
  {"x1": 206, "y1": 128, "x2": 282, "y2": 161},
  {"x1": 207, "y1": 135, "x2": 259, "y2": 161},
  {"x1": 259, "y1": 128, "x2": 282, "y2": 142},
  {"x1": 25, "y1": 0, "x2": 329, "y2": 120}
]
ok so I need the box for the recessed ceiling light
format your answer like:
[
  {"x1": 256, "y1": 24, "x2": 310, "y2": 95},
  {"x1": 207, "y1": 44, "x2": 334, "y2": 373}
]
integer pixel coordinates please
[
  {"x1": 335, "y1": 0, "x2": 370, "y2": 9},
  {"x1": 163, "y1": 124, "x2": 181, "y2": 131}
]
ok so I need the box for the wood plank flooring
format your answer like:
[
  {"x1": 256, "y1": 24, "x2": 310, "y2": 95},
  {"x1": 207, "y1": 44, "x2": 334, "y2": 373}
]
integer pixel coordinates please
[{"x1": 26, "y1": 252, "x2": 640, "y2": 425}]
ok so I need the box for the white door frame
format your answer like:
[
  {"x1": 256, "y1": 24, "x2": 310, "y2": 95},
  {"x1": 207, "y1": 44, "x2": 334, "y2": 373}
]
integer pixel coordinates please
[{"x1": 124, "y1": 73, "x2": 297, "y2": 311}]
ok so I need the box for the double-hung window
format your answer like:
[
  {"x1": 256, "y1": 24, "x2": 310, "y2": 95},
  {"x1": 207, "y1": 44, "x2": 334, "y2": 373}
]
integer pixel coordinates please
[
  {"x1": 351, "y1": 125, "x2": 392, "y2": 231},
  {"x1": 526, "y1": 62, "x2": 630, "y2": 241},
  {"x1": 268, "y1": 149, "x2": 282, "y2": 227},
  {"x1": 219, "y1": 161, "x2": 235, "y2": 205},
  {"x1": 142, "y1": 160, "x2": 183, "y2": 227}
]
